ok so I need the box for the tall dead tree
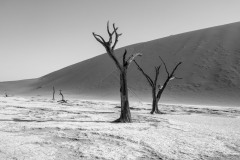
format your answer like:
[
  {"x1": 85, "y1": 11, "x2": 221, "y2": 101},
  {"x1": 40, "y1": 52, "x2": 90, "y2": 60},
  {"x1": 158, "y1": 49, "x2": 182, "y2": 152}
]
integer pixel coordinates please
[
  {"x1": 93, "y1": 22, "x2": 142, "y2": 123},
  {"x1": 52, "y1": 86, "x2": 55, "y2": 100},
  {"x1": 134, "y1": 56, "x2": 182, "y2": 114}
]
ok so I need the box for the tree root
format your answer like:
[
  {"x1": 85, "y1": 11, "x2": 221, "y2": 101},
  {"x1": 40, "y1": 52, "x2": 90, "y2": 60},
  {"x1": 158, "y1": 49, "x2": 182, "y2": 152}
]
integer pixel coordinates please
[
  {"x1": 150, "y1": 110, "x2": 165, "y2": 114},
  {"x1": 57, "y1": 100, "x2": 68, "y2": 103},
  {"x1": 112, "y1": 118, "x2": 132, "y2": 123}
]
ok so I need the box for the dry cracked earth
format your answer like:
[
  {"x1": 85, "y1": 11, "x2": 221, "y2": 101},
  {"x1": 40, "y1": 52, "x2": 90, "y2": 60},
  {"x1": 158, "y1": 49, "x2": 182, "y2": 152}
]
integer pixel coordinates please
[{"x1": 0, "y1": 97, "x2": 240, "y2": 160}]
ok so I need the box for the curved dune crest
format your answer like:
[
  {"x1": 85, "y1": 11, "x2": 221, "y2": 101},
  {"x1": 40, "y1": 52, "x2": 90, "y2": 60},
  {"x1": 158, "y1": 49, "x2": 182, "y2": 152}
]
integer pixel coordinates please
[{"x1": 1, "y1": 22, "x2": 240, "y2": 106}]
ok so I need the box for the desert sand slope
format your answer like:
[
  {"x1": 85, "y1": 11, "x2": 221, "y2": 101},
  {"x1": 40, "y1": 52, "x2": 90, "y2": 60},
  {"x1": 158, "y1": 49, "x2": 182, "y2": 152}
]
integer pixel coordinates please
[
  {"x1": 0, "y1": 79, "x2": 37, "y2": 96},
  {"x1": 1, "y1": 22, "x2": 240, "y2": 106}
]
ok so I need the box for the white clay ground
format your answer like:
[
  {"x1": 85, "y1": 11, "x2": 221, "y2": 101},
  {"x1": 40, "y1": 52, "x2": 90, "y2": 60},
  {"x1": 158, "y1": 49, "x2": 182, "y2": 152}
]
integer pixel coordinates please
[{"x1": 0, "y1": 96, "x2": 240, "y2": 160}]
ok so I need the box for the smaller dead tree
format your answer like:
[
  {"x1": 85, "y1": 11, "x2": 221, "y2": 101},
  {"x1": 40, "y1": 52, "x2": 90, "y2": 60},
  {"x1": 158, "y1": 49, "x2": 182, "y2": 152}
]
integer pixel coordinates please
[
  {"x1": 134, "y1": 56, "x2": 182, "y2": 114},
  {"x1": 4, "y1": 90, "x2": 8, "y2": 97},
  {"x1": 58, "y1": 90, "x2": 67, "y2": 103},
  {"x1": 52, "y1": 86, "x2": 55, "y2": 100}
]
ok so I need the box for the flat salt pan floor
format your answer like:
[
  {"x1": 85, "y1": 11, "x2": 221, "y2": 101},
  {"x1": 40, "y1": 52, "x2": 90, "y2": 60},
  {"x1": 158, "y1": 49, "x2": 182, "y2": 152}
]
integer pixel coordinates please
[{"x1": 0, "y1": 97, "x2": 240, "y2": 160}]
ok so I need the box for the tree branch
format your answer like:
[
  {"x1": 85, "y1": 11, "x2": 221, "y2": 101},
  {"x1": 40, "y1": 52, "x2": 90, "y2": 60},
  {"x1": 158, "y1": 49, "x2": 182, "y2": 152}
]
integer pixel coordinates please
[
  {"x1": 154, "y1": 65, "x2": 161, "y2": 86},
  {"x1": 133, "y1": 60, "x2": 154, "y2": 87},
  {"x1": 159, "y1": 56, "x2": 169, "y2": 77},
  {"x1": 169, "y1": 62, "x2": 182, "y2": 78},
  {"x1": 156, "y1": 61, "x2": 182, "y2": 99},
  {"x1": 126, "y1": 53, "x2": 142, "y2": 68},
  {"x1": 93, "y1": 22, "x2": 123, "y2": 71},
  {"x1": 92, "y1": 32, "x2": 106, "y2": 45},
  {"x1": 107, "y1": 21, "x2": 112, "y2": 36},
  {"x1": 174, "y1": 76, "x2": 183, "y2": 80},
  {"x1": 123, "y1": 49, "x2": 127, "y2": 66},
  {"x1": 107, "y1": 21, "x2": 114, "y2": 44},
  {"x1": 112, "y1": 23, "x2": 122, "y2": 50},
  {"x1": 107, "y1": 51, "x2": 122, "y2": 71}
]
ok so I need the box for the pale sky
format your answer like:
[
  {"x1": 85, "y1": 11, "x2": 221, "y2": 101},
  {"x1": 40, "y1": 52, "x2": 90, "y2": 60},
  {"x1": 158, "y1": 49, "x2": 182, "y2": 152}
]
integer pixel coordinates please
[{"x1": 0, "y1": 0, "x2": 240, "y2": 81}]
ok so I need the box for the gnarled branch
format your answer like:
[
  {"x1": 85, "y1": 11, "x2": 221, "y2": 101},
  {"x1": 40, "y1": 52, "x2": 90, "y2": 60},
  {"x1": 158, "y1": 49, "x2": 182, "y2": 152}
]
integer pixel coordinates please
[
  {"x1": 169, "y1": 62, "x2": 182, "y2": 78},
  {"x1": 159, "y1": 56, "x2": 169, "y2": 77},
  {"x1": 123, "y1": 49, "x2": 128, "y2": 66},
  {"x1": 133, "y1": 60, "x2": 154, "y2": 87},
  {"x1": 107, "y1": 21, "x2": 115, "y2": 44},
  {"x1": 92, "y1": 32, "x2": 106, "y2": 45},
  {"x1": 125, "y1": 53, "x2": 142, "y2": 68},
  {"x1": 92, "y1": 22, "x2": 123, "y2": 71},
  {"x1": 156, "y1": 61, "x2": 182, "y2": 98},
  {"x1": 112, "y1": 23, "x2": 122, "y2": 51}
]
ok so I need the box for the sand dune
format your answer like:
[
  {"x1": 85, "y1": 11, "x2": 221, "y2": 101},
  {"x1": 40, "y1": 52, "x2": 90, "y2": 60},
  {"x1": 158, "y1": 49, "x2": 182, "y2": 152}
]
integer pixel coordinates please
[{"x1": 1, "y1": 22, "x2": 240, "y2": 106}]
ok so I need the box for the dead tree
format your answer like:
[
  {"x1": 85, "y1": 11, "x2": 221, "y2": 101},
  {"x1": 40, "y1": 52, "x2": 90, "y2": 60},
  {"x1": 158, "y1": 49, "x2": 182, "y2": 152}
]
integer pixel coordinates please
[
  {"x1": 134, "y1": 56, "x2": 182, "y2": 114},
  {"x1": 93, "y1": 22, "x2": 142, "y2": 123},
  {"x1": 59, "y1": 90, "x2": 64, "y2": 101},
  {"x1": 4, "y1": 90, "x2": 8, "y2": 97},
  {"x1": 58, "y1": 90, "x2": 67, "y2": 103},
  {"x1": 52, "y1": 86, "x2": 55, "y2": 100}
]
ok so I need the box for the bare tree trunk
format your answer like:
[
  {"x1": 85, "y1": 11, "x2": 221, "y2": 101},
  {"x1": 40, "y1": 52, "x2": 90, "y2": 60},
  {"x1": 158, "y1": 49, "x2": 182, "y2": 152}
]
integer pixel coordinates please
[
  {"x1": 115, "y1": 71, "x2": 131, "y2": 122},
  {"x1": 52, "y1": 86, "x2": 55, "y2": 100},
  {"x1": 59, "y1": 90, "x2": 64, "y2": 101},
  {"x1": 150, "y1": 87, "x2": 156, "y2": 114},
  {"x1": 155, "y1": 98, "x2": 161, "y2": 114},
  {"x1": 151, "y1": 97, "x2": 156, "y2": 114},
  {"x1": 155, "y1": 90, "x2": 164, "y2": 114},
  {"x1": 150, "y1": 87, "x2": 161, "y2": 114},
  {"x1": 151, "y1": 97, "x2": 162, "y2": 114}
]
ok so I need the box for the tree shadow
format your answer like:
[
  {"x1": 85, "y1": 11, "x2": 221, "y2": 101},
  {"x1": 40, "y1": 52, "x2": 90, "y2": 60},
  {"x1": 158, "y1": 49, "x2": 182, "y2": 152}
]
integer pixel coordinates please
[{"x1": 11, "y1": 118, "x2": 110, "y2": 123}]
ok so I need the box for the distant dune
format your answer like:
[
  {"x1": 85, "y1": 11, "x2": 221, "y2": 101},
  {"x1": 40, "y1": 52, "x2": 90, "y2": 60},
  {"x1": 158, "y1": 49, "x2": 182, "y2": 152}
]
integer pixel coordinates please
[{"x1": 1, "y1": 22, "x2": 240, "y2": 106}]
